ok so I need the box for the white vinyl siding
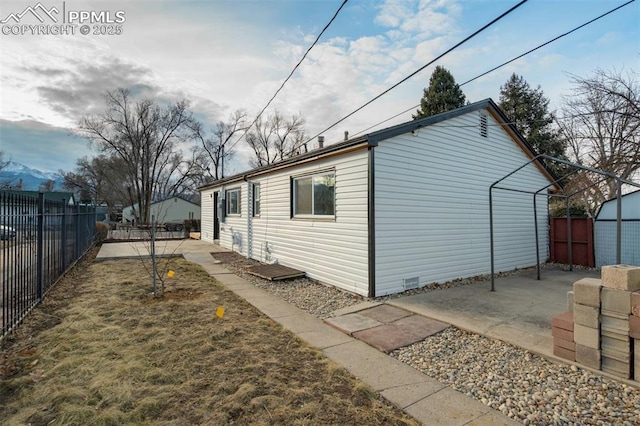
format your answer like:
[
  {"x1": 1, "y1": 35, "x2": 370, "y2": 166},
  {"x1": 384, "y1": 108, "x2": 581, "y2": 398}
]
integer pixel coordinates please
[
  {"x1": 374, "y1": 110, "x2": 550, "y2": 296},
  {"x1": 200, "y1": 189, "x2": 215, "y2": 243},
  {"x1": 215, "y1": 149, "x2": 370, "y2": 295},
  {"x1": 595, "y1": 190, "x2": 640, "y2": 267}
]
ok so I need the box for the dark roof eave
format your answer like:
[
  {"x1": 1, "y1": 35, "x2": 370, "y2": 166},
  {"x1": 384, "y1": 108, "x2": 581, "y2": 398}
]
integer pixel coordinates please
[{"x1": 197, "y1": 135, "x2": 370, "y2": 191}]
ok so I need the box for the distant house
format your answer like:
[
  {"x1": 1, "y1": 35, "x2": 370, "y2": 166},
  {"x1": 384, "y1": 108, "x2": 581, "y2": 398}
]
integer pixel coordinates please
[
  {"x1": 0, "y1": 190, "x2": 78, "y2": 226},
  {"x1": 198, "y1": 99, "x2": 557, "y2": 297},
  {"x1": 122, "y1": 196, "x2": 201, "y2": 225},
  {"x1": 595, "y1": 189, "x2": 640, "y2": 267}
]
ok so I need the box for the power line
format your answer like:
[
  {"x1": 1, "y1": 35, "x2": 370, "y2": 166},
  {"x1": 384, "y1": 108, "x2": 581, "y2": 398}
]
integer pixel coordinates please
[
  {"x1": 301, "y1": 0, "x2": 529, "y2": 147},
  {"x1": 352, "y1": 0, "x2": 635, "y2": 138},
  {"x1": 225, "y1": 0, "x2": 349, "y2": 155}
]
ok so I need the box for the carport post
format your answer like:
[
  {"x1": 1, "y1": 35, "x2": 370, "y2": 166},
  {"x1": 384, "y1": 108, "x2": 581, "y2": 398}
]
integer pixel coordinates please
[
  {"x1": 566, "y1": 198, "x2": 573, "y2": 271},
  {"x1": 616, "y1": 178, "x2": 622, "y2": 264},
  {"x1": 489, "y1": 186, "x2": 495, "y2": 291},
  {"x1": 533, "y1": 193, "x2": 540, "y2": 280}
]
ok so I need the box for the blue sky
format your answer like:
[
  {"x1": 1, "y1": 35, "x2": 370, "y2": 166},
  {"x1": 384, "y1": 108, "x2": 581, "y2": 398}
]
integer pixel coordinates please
[{"x1": 0, "y1": 0, "x2": 638, "y2": 174}]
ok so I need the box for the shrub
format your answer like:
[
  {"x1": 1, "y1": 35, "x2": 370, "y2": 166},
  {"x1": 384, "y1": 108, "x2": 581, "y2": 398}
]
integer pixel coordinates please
[{"x1": 96, "y1": 222, "x2": 109, "y2": 242}]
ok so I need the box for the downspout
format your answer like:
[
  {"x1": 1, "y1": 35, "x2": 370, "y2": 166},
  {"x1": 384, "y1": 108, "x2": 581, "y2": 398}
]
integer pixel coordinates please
[
  {"x1": 243, "y1": 175, "x2": 252, "y2": 260},
  {"x1": 367, "y1": 146, "x2": 376, "y2": 298}
]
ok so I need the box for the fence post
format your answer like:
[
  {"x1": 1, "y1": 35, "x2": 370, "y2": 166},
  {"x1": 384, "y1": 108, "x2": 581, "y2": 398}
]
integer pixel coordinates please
[
  {"x1": 75, "y1": 203, "x2": 80, "y2": 260},
  {"x1": 36, "y1": 192, "x2": 44, "y2": 301},
  {"x1": 151, "y1": 215, "x2": 157, "y2": 297},
  {"x1": 61, "y1": 199, "x2": 67, "y2": 271}
]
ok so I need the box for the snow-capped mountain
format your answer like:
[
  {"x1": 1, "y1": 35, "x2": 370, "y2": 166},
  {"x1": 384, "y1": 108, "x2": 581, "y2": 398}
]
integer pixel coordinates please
[{"x1": 0, "y1": 162, "x2": 64, "y2": 190}]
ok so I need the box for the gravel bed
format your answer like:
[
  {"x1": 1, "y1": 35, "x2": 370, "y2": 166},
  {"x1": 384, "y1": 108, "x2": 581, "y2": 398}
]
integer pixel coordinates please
[
  {"x1": 214, "y1": 253, "x2": 638, "y2": 424},
  {"x1": 391, "y1": 328, "x2": 640, "y2": 425},
  {"x1": 215, "y1": 253, "x2": 365, "y2": 318}
]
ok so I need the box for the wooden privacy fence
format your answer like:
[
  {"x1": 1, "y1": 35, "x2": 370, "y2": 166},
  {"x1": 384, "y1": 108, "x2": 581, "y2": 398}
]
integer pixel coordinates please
[{"x1": 549, "y1": 217, "x2": 594, "y2": 267}]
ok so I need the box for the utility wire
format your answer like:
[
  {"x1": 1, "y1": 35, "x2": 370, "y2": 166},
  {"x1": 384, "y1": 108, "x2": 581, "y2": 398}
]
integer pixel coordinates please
[
  {"x1": 352, "y1": 0, "x2": 635, "y2": 138},
  {"x1": 300, "y1": 0, "x2": 529, "y2": 147},
  {"x1": 225, "y1": 0, "x2": 349, "y2": 155}
]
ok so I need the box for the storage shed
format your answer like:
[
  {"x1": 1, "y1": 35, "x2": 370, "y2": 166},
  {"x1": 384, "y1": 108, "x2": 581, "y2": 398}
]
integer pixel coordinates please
[
  {"x1": 594, "y1": 189, "x2": 640, "y2": 267},
  {"x1": 198, "y1": 99, "x2": 556, "y2": 297}
]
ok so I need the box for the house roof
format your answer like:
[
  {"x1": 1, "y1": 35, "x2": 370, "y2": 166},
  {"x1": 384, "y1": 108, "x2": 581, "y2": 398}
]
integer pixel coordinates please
[
  {"x1": 123, "y1": 195, "x2": 201, "y2": 211},
  {"x1": 198, "y1": 98, "x2": 557, "y2": 191},
  {"x1": 595, "y1": 188, "x2": 640, "y2": 219},
  {"x1": 2, "y1": 190, "x2": 76, "y2": 205}
]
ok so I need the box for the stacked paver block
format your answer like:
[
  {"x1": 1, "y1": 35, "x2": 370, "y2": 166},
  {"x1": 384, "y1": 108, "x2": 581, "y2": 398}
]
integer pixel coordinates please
[
  {"x1": 572, "y1": 278, "x2": 602, "y2": 369},
  {"x1": 551, "y1": 311, "x2": 574, "y2": 361},
  {"x1": 629, "y1": 287, "x2": 640, "y2": 381},
  {"x1": 600, "y1": 265, "x2": 640, "y2": 380}
]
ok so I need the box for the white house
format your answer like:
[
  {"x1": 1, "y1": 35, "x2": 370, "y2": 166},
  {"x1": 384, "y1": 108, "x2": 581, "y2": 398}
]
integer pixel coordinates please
[
  {"x1": 595, "y1": 189, "x2": 640, "y2": 267},
  {"x1": 122, "y1": 196, "x2": 201, "y2": 225},
  {"x1": 198, "y1": 99, "x2": 556, "y2": 297}
]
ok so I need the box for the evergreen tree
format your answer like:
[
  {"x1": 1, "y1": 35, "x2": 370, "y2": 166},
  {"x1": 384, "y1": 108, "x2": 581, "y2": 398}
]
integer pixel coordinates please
[
  {"x1": 498, "y1": 73, "x2": 565, "y2": 161},
  {"x1": 413, "y1": 66, "x2": 467, "y2": 119}
]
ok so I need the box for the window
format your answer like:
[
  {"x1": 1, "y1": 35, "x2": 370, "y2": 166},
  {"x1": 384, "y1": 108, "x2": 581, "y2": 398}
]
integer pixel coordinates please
[
  {"x1": 226, "y1": 188, "x2": 240, "y2": 215},
  {"x1": 253, "y1": 184, "x2": 260, "y2": 216},
  {"x1": 293, "y1": 172, "x2": 335, "y2": 217}
]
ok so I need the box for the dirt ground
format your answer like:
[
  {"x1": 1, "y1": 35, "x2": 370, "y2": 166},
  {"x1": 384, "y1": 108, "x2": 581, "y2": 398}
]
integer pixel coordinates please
[{"x1": 0, "y1": 248, "x2": 418, "y2": 425}]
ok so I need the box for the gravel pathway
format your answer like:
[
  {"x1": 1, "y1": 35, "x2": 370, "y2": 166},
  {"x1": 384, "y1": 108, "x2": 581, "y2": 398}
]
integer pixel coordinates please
[
  {"x1": 392, "y1": 328, "x2": 640, "y2": 425},
  {"x1": 214, "y1": 252, "x2": 640, "y2": 425}
]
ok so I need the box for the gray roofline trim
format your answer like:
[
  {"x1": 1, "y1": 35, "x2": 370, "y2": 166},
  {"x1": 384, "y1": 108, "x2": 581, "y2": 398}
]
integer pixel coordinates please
[
  {"x1": 197, "y1": 135, "x2": 370, "y2": 190},
  {"x1": 366, "y1": 99, "x2": 494, "y2": 143},
  {"x1": 198, "y1": 98, "x2": 559, "y2": 191}
]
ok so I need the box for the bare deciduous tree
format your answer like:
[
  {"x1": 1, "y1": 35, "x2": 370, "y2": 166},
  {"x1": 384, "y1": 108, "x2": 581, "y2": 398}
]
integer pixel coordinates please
[
  {"x1": 190, "y1": 109, "x2": 247, "y2": 180},
  {"x1": 61, "y1": 154, "x2": 130, "y2": 209},
  {"x1": 558, "y1": 69, "x2": 640, "y2": 213},
  {"x1": 245, "y1": 111, "x2": 307, "y2": 167},
  {"x1": 77, "y1": 89, "x2": 200, "y2": 224},
  {"x1": 0, "y1": 151, "x2": 12, "y2": 188}
]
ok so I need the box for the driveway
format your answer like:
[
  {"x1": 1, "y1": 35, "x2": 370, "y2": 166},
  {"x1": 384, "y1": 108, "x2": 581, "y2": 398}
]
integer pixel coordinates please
[{"x1": 388, "y1": 267, "x2": 600, "y2": 359}]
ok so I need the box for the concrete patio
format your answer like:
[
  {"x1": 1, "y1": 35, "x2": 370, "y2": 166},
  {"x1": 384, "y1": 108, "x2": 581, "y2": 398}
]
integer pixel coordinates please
[{"x1": 388, "y1": 267, "x2": 600, "y2": 360}]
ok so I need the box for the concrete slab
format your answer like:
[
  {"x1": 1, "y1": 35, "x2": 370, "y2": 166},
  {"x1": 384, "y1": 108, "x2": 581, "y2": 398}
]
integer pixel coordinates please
[
  {"x1": 96, "y1": 239, "x2": 228, "y2": 261},
  {"x1": 381, "y1": 381, "x2": 446, "y2": 409},
  {"x1": 244, "y1": 298, "x2": 306, "y2": 320},
  {"x1": 324, "y1": 313, "x2": 382, "y2": 335},
  {"x1": 358, "y1": 304, "x2": 413, "y2": 323},
  {"x1": 389, "y1": 268, "x2": 599, "y2": 360},
  {"x1": 296, "y1": 329, "x2": 354, "y2": 350},
  {"x1": 183, "y1": 252, "x2": 221, "y2": 265},
  {"x1": 331, "y1": 301, "x2": 382, "y2": 317},
  {"x1": 405, "y1": 388, "x2": 490, "y2": 426},
  {"x1": 353, "y1": 324, "x2": 424, "y2": 353},
  {"x1": 393, "y1": 315, "x2": 450, "y2": 339},
  {"x1": 322, "y1": 340, "x2": 429, "y2": 391},
  {"x1": 276, "y1": 312, "x2": 329, "y2": 334}
]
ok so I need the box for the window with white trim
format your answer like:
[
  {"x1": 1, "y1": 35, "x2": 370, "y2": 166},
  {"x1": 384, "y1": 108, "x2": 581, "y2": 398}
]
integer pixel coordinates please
[
  {"x1": 226, "y1": 188, "x2": 240, "y2": 215},
  {"x1": 253, "y1": 184, "x2": 260, "y2": 216},
  {"x1": 292, "y1": 172, "x2": 335, "y2": 217}
]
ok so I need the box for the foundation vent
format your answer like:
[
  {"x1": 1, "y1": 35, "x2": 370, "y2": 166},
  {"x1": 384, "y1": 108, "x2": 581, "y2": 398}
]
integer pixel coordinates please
[{"x1": 403, "y1": 276, "x2": 420, "y2": 290}]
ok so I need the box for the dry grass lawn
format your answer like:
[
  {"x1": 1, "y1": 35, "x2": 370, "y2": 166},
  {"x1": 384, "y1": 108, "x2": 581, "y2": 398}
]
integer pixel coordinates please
[{"x1": 0, "y1": 248, "x2": 418, "y2": 425}]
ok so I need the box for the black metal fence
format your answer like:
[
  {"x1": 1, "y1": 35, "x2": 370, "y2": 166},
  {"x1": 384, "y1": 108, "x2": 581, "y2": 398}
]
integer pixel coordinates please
[{"x1": 1, "y1": 190, "x2": 96, "y2": 337}]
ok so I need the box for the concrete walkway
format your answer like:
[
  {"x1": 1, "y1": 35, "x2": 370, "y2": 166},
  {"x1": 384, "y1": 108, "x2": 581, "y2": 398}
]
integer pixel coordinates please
[{"x1": 96, "y1": 240, "x2": 518, "y2": 425}]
